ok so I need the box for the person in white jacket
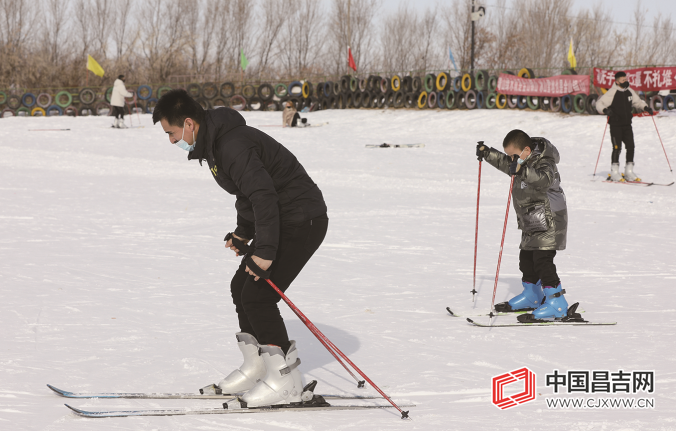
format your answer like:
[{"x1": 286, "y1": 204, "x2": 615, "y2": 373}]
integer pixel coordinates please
[
  {"x1": 111, "y1": 75, "x2": 133, "y2": 128},
  {"x1": 595, "y1": 71, "x2": 651, "y2": 181}
]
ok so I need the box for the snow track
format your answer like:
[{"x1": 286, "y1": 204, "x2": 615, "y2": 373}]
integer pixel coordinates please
[{"x1": 1, "y1": 110, "x2": 675, "y2": 429}]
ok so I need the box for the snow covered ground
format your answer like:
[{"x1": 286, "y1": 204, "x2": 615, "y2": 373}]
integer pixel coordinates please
[{"x1": 1, "y1": 108, "x2": 675, "y2": 430}]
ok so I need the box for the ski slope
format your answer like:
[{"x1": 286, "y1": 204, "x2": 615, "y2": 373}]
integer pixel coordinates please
[{"x1": 1, "y1": 109, "x2": 675, "y2": 430}]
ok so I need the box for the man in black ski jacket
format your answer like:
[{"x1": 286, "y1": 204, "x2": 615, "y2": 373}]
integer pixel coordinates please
[
  {"x1": 152, "y1": 89, "x2": 328, "y2": 408},
  {"x1": 596, "y1": 71, "x2": 651, "y2": 182}
]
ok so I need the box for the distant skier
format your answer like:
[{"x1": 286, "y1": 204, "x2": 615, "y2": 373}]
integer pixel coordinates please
[
  {"x1": 152, "y1": 89, "x2": 328, "y2": 407},
  {"x1": 282, "y1": 101, "x2": 308, "y2": 127},
  {"x1": 476, "y1": 130, "x2": 570, "y2": 322},
  {"x1": 595, "y1": 71, "x2": 652, "y2": 182},
  {"x1": 111, "y1": 74, "x2": 133, "y2": 129}
]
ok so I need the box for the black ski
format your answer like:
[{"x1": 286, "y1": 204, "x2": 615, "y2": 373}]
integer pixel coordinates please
[
  {"x1": 64, "y1": 402, "x2": 414, "y2": 418},
  {"x1": 47, "y1": 384, "x2": 378, "y2": 400},
  {"x1": 466, "y1": 318, "x2": 616, "y2": 327}
]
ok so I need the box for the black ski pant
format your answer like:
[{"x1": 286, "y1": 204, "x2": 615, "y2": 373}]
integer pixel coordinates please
[
  {"x1": 290, "y1": 112, "x2": 300, "y2": 127},
  {"x1": 230, "y1": 214, "x2": 328, "y2": 354},
  {"x1": 519, "y1": 250, "x2": 560, "y2": 288},
  {"x1": 610, "y1": 124, "x2": 635, "y2": 164},
  {"x1": 112, "y1": 105, "x2": 125, "y2": 119}
]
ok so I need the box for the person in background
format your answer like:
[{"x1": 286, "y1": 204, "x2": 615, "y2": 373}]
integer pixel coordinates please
[
  {"x1": 282, "y1": 101, "x2": 308, "y2": 127},
  {"x1": 111, "y1": 74, "x2": 134, "y2": 129},
  {"x1": 595, "y1": 71, "x2": 652, "y2": 182}
]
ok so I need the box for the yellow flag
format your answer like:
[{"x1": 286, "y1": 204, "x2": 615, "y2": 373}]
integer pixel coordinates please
[
  {"x1": 86, "y1": 55, "x2": 105, "y2": 77},
  {"x1": 567, "y1": 38, "x2": 577, "y2": 70}
]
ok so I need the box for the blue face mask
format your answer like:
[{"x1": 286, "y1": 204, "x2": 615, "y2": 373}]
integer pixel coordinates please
[
  {"x1": 175, "y1": 121, "x2": 195, "y2": 152},
  {"x1": 516, "y1": 148, "x2": 529, "y2": 165}
]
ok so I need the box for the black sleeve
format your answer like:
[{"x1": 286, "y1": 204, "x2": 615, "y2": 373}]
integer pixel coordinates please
[
  {"x1": 225, "y1": 146, "x2": 280, "y2": 261},
  {"x1": 234, "y1": 211, "x2": 255, "y2": 240}
]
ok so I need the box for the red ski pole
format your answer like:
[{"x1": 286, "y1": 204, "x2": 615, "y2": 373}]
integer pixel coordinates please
[
  {"x1": 489, "y1": 175, "x2": 515, "y2": 321},
  {"x1": 261, "y1": 276, "x2": 410, "y2": 419},
  {"x1": 593, "y1": 118, "x2": 609, "y2": 177},
  {"x1": 651, "y1": 115, "x2": 673, "y2": 172},
  {"x1": 472, "y1": 158, "x2": 482, "y2": 302}
]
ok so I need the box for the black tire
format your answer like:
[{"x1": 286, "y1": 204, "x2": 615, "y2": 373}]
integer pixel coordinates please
[
  {"x1": 540, "y1": 97, "x2": 551, "y2": 111},
  {"x1": 412, "y1": 77, "x2": 422, "y2": 93},
  {"x1": 359, "y1": 78, "x2": 368, "y2": 92},
  {"x1": 402, "y1": 76, "x2": 412, "y2": 93},
  {"x1": 202, "y1": 83, "x2": 218, "y2": 99},
  {"x1": 220, "y1": 82, "x2": 235, "y2": 98},
  {"x1": 345, "y1": 93, "x2": 354, "y2": 108},
  {"x1": 361, "y1": 91, "x2": 372, "y2": 109},
  {"x1": 376, "y1": 93, "x2": 387, "y2": 108},
  {"x1": 332, "y1": 82, "x2": 341, "y2": 96},
  {"x1": 404, "y1": 93, "x2": 417, "y2": 109},
  {"x1": 257, "y1": 83, "x2": 274, "y2": 102},
  {"x1": 242, "y1": 85, "x2": 256, "y2": 99},
  {"x1": 352, "y1": 92, "x2": 362, "y2": 108},
  {"x1": 248, "y1": 96, "x2": 263, "y2": 111},
  {"x1": 393, "y1": 91, "x2": 405, "y2": 108},
  {"x1": 187, "y1": 83, "x2": 202, "y2": 98},
  {"x1": 506, "y1": 94, "x2": 518, "y2": 109},
  {"x1": 586, "y1": 94, "x2": 599, "y2": 115},
  {"x1": 385, "y1": 91, "x2": 394, "y2": 107},
  {"x1": 340, "y1": 75, "x2": 350, "y2": 92}
]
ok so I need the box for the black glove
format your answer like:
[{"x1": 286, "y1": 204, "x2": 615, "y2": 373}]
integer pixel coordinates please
[
  {"x1": 476, "y1": 142, "x2": 489, "y2": 161},
  {"x1": 644, "y1": 107, "x2": 653, "y2": 115},
  {"x1": 509, "y1": 158, "x2": 523, "y2": 176},
  {"x1": 603, "y1": 108, "x2": 614, "y2": 117}
]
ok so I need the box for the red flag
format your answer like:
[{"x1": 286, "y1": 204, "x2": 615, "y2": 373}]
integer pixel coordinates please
[{"x1": 348, "y1": 47, "x2": 357, "y2": 72}]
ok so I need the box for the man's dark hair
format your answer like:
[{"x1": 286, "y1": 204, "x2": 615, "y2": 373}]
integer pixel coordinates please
[
  {"x1": 614, "y1": 71, "x2": 626, "y2": 80},
  {"x1": 502, "y1": 129, "x2": 532, "y2": 151},
  {"x1": 118, "y1": 74, "x2": 125, "y2": 80},
  {"x1": 152, "y1": 89, "x2": 206, "y2": 127}
]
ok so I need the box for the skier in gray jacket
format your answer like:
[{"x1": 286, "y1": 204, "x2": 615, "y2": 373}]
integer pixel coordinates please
[{"x1": 477, "y1": 130, "x2": 571, "y2": 322}]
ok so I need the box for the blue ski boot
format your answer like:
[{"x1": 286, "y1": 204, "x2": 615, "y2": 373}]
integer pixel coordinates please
[
  {"x1": 494, "y1": 280, "x2": 544, "y2": 313},
  {"x1": 522, "y1": 284, "x2": 568, "y2": 321}
]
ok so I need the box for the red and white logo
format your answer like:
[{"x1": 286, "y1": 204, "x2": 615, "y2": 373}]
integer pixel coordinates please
[{"x1": 492, "y1": 367, "x2": 537, "y2": 410}]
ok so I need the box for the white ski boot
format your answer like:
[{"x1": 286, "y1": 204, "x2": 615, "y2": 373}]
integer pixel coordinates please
[
  {"x1": 215, "y1": 333, "x2": 266, "y2": 393},
  {"x1": 117, "y1": 118, "x2": 128, "y2": 129},
  {"x1": 624, "y1": 162, "x2": 641, "y2": 182},
  {"x1": 609, "y1": 163, "x2": 623, "y2": 182},
  {"x1": 112, "y1": 118, "x2": 120, "y2": 128},
  {"x1": 239, "y1": 341, "x2": 303, "y2": 407}
]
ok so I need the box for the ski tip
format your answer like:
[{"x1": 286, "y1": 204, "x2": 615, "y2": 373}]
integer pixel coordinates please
[
  {"x1": 466, "y1": 318, "x2": 474, "y2": 323},
  {"x1": 47, "y1": 384, "x2": 66, "y2": 396},
  {"x1": 64, "y1": 404, "x2": 86, "y2": 415},
  {"x1": 446, "y1": 307, "x2": 455, "y2": 316}
]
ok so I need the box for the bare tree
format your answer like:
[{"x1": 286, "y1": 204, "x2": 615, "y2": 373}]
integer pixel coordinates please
[
  {"x1": 279, "y1": 0, "x2": 325, "y2": 76},
  {"x1": 139, "y1": 0, "x2": 189, "y2": 83},
  {"x1": 254, "y1": 0, "x2": 286, "y2": 79},
  {"x1": 379, "y1": 3, "x2": 417, "y2": 73},
  {"x1": 327, "y1": 0, "x2": 381, "y2": 76}
]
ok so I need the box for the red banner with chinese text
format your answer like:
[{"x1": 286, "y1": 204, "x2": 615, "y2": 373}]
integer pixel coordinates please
[
  {"x1": 593, "y1": 67, "x2": 676, "y2": 91},
  {"x1": 496, "y1": 73, "x2": 590, "y2": 96}
]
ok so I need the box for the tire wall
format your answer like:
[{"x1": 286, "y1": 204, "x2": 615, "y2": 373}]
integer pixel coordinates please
[{"x1": 1, "y1": 70, "x2": 634, "y2": 116}]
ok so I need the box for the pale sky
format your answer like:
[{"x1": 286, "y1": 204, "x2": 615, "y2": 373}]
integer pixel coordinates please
[{"x1": 380, "y1": 0, "x2": 675, "y2": 26}]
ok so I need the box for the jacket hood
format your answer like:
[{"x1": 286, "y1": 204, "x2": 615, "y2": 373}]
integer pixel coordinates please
[
  {"x1": 189, "y1": 107, "x2": 246, "y2": 163},
  {"x1": 528, "y1": 137, "x2": 560, "y2": 165}
]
